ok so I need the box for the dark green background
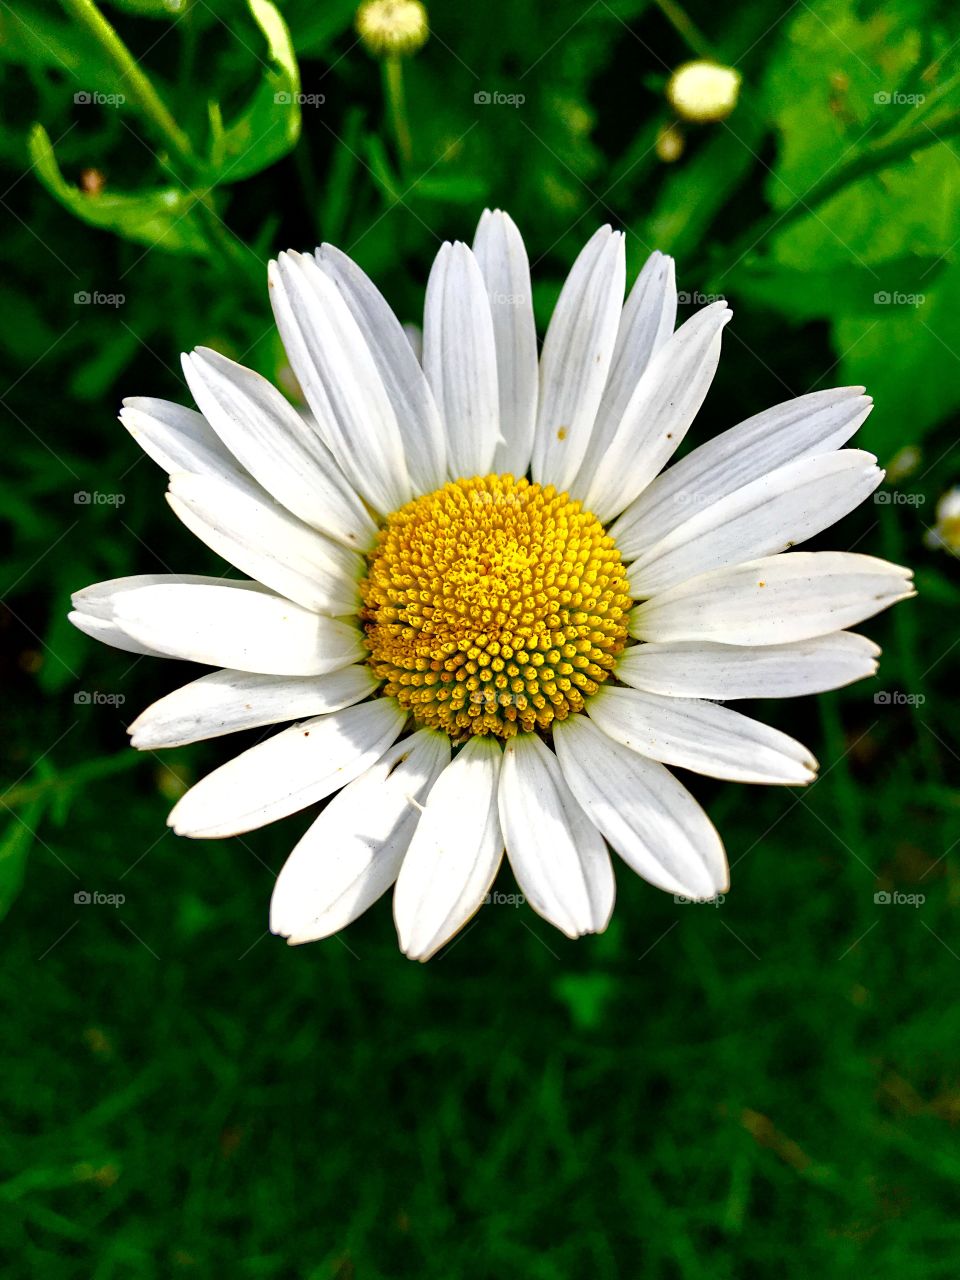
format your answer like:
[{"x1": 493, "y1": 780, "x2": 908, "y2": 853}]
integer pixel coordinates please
[{"x1": 2, "y1": 0, "x2": 959, "y2": 1275}]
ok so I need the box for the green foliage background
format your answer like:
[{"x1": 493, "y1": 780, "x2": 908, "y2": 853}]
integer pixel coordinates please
[{"x1": 2, "y1": 0, "x2": 959, "y2": 1275}]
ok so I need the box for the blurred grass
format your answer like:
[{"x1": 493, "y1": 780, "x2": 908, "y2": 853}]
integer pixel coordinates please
[{"x1": 2, "y1": 0, "x2": 960, "y2": 1275}]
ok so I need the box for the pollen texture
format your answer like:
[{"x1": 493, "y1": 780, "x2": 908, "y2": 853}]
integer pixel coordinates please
[{"x1": 361, "y1": 475, "x2": 632, "y2": 739}]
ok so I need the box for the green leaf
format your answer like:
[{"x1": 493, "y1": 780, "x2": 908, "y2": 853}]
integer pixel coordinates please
[
  {"x1": 28, "y1": 124, "x2": 211, "y2": 256},
  {"x1": 211, "y1": 0, "x2": 301, "y2": 184}
]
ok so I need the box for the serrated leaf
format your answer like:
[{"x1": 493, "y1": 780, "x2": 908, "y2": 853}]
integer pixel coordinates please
[
  {"x1": 29, "y1": 124, "x2": 211, "y2": 256},
  {"x1": 211, "y1": 0, "x2": 301, "y2": 183}
]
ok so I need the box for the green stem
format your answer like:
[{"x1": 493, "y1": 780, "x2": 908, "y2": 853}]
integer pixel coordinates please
[
  {"x1": 715, "y1": 110, "x2": 960, "y2": 276},
  {"x1": 60, "y1": 0, "x2": 195, "y2": 168},
  {"x1": 1, "y1": 752, "x2": 145, "y2": 810},
  {"x1": 652, "y1": 0, "x2": 715, "y2": 61},
  {"x1": 382, "y1": 55, "x2": 413, "y2": 168}
]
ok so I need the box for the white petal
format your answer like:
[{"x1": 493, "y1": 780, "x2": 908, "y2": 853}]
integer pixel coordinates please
[
  {"x1": 611, "y1": 386, "x2": 873, "y2": 559},
  {"x1": 270, "y1": 729, "x2": 451, "y2": 944},
  {"x1": 531, "y1": 227, "x2": 625, "y2": 492},
  {"x1": 586, "y1": 686, "x2": 817, "y2": 785},
  {"x1": 315, "y1": 243, "x2": 447, "y2": 493},
  {"x1": 422, "y1": 241, "x2": 500, "y2": 478},
  {"x1": 180, "y1": 347, "x2": 375, "y2": 549},
  {"x1": 111, "y1": 581, "x2": 365, "y2": 675},
  {"x1": 569, "y1": 251, "x2": 676, "y2": 493},
  {"x1": 553, "y1": 715, "x2": 727, "y2": 899},
  {"x1": 270, "y1": 253, "x2": 412, "y2": 514},
  {"x1": 403, "y1": 322, "x2": 423, "y2": 362},
  {"x1": 498, "y1": 733, "x2": 614, "y2": 938},
  {"x1": 168, "y1": 698, "x2": 407, "y2": 838},
  {"x1": 119, "y1": 397, "x2": 241, "y2": 481},
  {"x1": 581, "y1": 301, "x2": 732, "y2": 523},
  {"x1": 615, "y1": 633, "x2": 880, "y2": 699},
  {"x1": 631, "y1": 552, "x2": 914, "y2": 645},
  {"x1": 128, "y1": 665, "x2": 379, "y2": 749},
  {"x1": 166, "y1": 471, "x2": 362, "y2": 616},
  {"x1": 393, "y1": 735, "x2": 504, "y2": 961},
  {"x1": 627, "y1": 450, "x2": 883, "y2": 597},
  {"x1": 472, "y1": 209, "x2": 538, "y2": 477},
  {"x1": 68, "y1": 610, "x2": 166, "y2": 657}
]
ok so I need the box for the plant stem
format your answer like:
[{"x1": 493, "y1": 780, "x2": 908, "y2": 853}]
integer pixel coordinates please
[
  {"x1": 60, "y1": 0, "x2": 195, "y2": 169},
  {"x1": 652, "y1": 0, "x2": 715, "y2": 61},
  {"x1": 1, "y1": 752, "x2": 145, "y2": 810},
  {"x1": 716, "y1": 110, "x2": 960, "y2": 276},
  {"x1": 383, "y1": 55, "x2": 413, "y2": 168}
]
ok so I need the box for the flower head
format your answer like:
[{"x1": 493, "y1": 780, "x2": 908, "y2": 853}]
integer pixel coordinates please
[
  {"x1": 667, "y1": 60, "x2": 741, "y2": 123},
  {"x1": 71, "y1": 211, "x2": 913, "y2": 960},
  {"x1": 356, "y1": 0, "x2": 428, "y2": 58}
]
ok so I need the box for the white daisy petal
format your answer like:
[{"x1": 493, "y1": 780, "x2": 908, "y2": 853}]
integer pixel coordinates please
[
  {"x1": 128, "y1": 665, "x2": 379, "y2": 749},
  {"x1": 553, "y1": 714, "x2": 727, "y2": 899},
  {"x1": 68, "y1": 610, "x2": 166, "y2": 657},
  {"x1": 569, "y1": 250, "x2": 676, "y2": 493},
  {"x1": 631, "y1": 552, "x2": 914, "y2": 645},
  {"x1": 531, "y1": 226, "x2": 625, "y2": 491},
  {"x1": 315, "y1": 243, "x2": 447, "y2": 492},
  {"x1": 586, "y1": 686, "x2": 817, "y2": 785},
  {"x1": 615, "y1": 633, "x2": 881, "y2": 700},
  {"x1": 166, "y1": 472, "x2": 363, "y2": 616},
  {"x1": 111, "y1": 581, "x2": 365, "y2": 675},
  {"x1": 269, "y1": 252, "x2": 413, "y2": 515},
  {"x1": 119, "y1": 397, "x2": 241, "y2": 481},
  {"x1": 423, "y1": 241, "x2": 500, "y2": 478},
  {"x1": 611, "y1": 386, "x2": 873, "y2": 559},
  {"x1": 168, "y1": 698, "x2": 407, "y2": 839},
  {"x1": 472, "y1": 209, "x2": 539, "y2": 477},
  {"x1": 627, "y1": 450, "x2": 883, "y2": 597},
  {"x1": 270, "y1": 729, "x2": 451, "y2": 945},
  {"x1": 180, "y1": 346, "x2": 375, "y2": 549},
  {"x1": 499, "y1": 733, "x2": 614, "y2": 938},
  {"x1": 581, "y1": 301, "x2": 732, "y2": 523},
  {"x1": 393, "y1": 735, "x2": 504, "y2": 962},
  {"x1": 403, "y1": 322, "x2": 423, "y2": 362}
]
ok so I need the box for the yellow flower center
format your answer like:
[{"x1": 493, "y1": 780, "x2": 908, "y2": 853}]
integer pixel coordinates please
[{"x1": 360, "y1": 474, "x2": 633, "y2": 740}]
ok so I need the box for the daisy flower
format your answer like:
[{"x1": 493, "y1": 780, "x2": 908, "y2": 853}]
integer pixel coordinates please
[{"x1": 70, "y1": 211, "x2": 913, "y2": 960}]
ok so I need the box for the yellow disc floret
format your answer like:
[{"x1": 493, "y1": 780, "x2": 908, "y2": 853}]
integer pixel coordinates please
[{"x1": 361, "y1": 475, "x2": 632, "y2": 740}]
